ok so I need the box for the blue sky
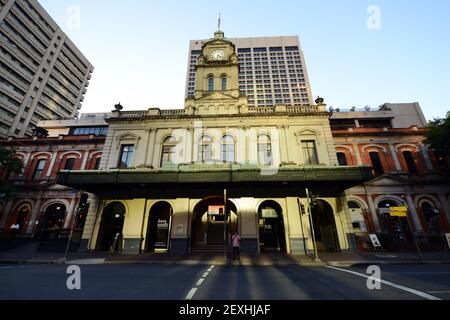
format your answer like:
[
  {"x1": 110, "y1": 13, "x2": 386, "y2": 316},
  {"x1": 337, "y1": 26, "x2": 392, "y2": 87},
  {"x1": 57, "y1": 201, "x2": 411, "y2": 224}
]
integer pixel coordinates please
[{"x1": 39, "y1": 0, "x2": 450, "y2": 120}]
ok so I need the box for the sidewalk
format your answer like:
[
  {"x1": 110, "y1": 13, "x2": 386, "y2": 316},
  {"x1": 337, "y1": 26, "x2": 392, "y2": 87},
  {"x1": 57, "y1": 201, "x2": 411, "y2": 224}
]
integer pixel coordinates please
[
  {"x1": 1, "y1": 250, "x2": 450, "y2": 267},
  {"x1": 319, "y1": 251, "x2": 450, "y2": 267}
]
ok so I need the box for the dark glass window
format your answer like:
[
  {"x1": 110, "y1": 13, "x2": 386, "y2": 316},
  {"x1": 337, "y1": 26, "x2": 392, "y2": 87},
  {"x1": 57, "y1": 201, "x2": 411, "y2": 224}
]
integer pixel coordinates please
[
  {"x1": 403, "y1": 151, "x2": 418, "y2": 174},
  {"x1": 221, "y1": 76, "x2": 227, "y2": 91},
  {"x1": 258, "y1": 135, "x2": 273, "y2": 166},
  {"x1": 94, "y1": 157, "x2": 101, "y2": 170},
  {"x1": 208, "y1": 76, "x2": 214, "y2": 91},
  {"x1": 337, "y1": 152, "x2": 348, "y2": 166},
  {"x1": 161, "y1": 137, "x2": 176, "y2": 166},
  {"x1": 64, "y1": 158, "x2": 75, "y2": 170},
  {"x1": 33, "y1": 159, "x2": 46, "y2": 180},
  {"x1": 302, "y1": 141, "x2": 319, "y2": 165},
  {"x1": 369, "y1": 152, "x2": 384, "y2": 175},
  {"x1": 118, "y1": 145, "x2": 134, "y2": 169},
  {"x1": 221, "y1": 135, "x2": 235, "y2": 163}
]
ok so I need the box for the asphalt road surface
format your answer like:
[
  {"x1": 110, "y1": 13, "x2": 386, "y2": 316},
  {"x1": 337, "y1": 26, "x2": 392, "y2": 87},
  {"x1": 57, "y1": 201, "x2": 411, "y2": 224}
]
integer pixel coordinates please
[{"x1": 0, "y1": 263, "x2": 449, "y2": 300}]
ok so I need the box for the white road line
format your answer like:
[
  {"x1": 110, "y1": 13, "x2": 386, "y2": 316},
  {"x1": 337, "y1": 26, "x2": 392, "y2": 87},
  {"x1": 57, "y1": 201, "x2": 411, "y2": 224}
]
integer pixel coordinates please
[
  {"x1": 196, "y1": 278, "x2": 205, "y2": 286},
  {"x1": 0, "y1": 267, "x2": 14, "y2": 269},
  {"x1": 326, "y1": 266, "x2": 442, "y2": 301},
  {"x1": 185, "y1": 288, "x2": 198, "y2": 300},
  {"x1": 185, "y1": 265, "x2": 215, "y2": 300},
  {"x1": 428, "y1": 291, "x2": 450, "y2": 294}
]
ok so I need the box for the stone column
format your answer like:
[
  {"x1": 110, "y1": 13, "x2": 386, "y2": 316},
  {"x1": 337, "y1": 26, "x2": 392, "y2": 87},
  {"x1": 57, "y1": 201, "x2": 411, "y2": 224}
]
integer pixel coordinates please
[
  {"x1": 278, "y1": 126, "x2": 288, "y2": 163},
  {"x1": 367, "y1": 194, "x2": 381, "y2": 232},
  {"x1": 389, "y1": 143, "x2": 402, "y2": 171},
  {"x1": 406, "y1": 195, "x2": 423, "y2": 232},
  {"x1": 0, "y1": 199, "x2": 14, "y2": 229},
  {"x1": 28, "y1": 196, "x2": 43, "y2": 235},
  {"x1": 63, "y1": 197, "x2": 78, "y2": 229},
  {"x1": 80, "y1": 194, "x2": 102, "y2": 251},
  {"x1": 419, "y1": 143, "x2": 435, "y2": 172},
  {"x1": 352, "y1": 143, "x2": 363, "y2": 165},
  {"x1": 438, "y1": 194, "x2": 450, "y2": 227},
  {"x1": 45, "y1": 152, "x2": 57, "y2": 177}
]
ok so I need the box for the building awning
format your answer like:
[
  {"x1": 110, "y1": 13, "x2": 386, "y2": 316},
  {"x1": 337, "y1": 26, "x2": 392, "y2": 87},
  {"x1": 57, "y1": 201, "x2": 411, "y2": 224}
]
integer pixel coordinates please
[{"x1": 58, "y1": 165, "x2": 373, "y2": 199}]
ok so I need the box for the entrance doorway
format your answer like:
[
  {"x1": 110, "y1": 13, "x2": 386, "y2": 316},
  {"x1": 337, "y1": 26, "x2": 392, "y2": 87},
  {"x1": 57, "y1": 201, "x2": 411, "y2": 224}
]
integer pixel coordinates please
[
  {"x1": 146, "y1": 202, "x2": 173, "y2": 252},
  {"x1": 97, "y1": 202, "x2": 126, "y2": 251},
  {"x1": 312, "y1": 200, "x2": 340, "y2": 252},
  {"x1": 191, "y1": 197, "x2": 238, "y2": 246},
  {"x1": 258, "y1": 200, "x2": 286, "y2": 253},
  {"x1": 40, "y1": 204, "x2": 66, "y2": 242}
]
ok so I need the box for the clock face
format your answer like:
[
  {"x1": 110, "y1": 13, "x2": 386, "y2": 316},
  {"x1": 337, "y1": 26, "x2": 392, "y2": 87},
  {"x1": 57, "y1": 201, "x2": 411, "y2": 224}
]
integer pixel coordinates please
[{"x1": 211, "y1": 50, "x2": 225, "y2": 61}]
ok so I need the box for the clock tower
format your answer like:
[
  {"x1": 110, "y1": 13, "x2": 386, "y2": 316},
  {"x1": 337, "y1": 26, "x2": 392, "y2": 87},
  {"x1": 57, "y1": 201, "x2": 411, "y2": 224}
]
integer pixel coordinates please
[{"x1": 185, "y1": 29, "x2": 247, "y2": 115}]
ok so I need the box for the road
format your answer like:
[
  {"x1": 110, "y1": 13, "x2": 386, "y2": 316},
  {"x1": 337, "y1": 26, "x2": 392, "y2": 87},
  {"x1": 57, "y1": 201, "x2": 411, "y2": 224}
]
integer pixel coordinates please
[{"x1": 0, "y1": 263, "x2": 449, "y2": 300}]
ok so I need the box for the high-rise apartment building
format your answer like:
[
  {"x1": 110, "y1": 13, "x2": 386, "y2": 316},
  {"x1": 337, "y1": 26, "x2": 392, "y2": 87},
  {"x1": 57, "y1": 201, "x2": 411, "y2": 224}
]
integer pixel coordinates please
[
  {"x1": 0, "y1": 0, "x2": 93, "y2": 138},
  {"x1": 186, "y1": 36, "x2": 313, "y2": 108}
]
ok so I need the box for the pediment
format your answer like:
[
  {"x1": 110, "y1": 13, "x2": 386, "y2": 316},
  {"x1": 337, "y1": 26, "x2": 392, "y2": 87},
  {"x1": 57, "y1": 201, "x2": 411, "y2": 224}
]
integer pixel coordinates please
[
  {"x1": 295, "y1": 128, "x2": 321, "y2": 136},
  {"x1": 196, "y1": 91, "x2": 239, "y2": 102},
  {"x1": 365, "y1": 174, "x2": 412, "y2": 186}
]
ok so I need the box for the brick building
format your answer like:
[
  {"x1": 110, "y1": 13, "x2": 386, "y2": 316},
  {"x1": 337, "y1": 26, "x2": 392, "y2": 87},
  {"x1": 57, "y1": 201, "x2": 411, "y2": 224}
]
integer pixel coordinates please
[{"x1": 0, "y1": 114, "x2": 107, "y2": 250}]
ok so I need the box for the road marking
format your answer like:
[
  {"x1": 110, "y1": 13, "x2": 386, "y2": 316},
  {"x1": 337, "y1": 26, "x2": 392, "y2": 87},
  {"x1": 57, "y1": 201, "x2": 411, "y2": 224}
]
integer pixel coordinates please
[
  {"x1": 196, "y1": 278, "x2": 205, "y2": 286},
  {"x1": 185, "y1": 288, "x2": 198, "y2": 300},
  {"x1": 326, "y1": 266, "x2": 442, "y2": 301},
  {"x1": 0, "y1": 267, "x2": 15, "y2": 269},
  {"x1": 185, "y1": 265, "x2": 215, "y2": 300},
  {"x1": 428, "y1": 291, "x2": 450, "y2": 294}
]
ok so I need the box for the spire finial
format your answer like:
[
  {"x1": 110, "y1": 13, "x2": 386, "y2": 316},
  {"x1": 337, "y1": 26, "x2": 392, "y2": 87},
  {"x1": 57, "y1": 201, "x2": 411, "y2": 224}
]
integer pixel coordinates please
[{"x1": 218, "y1": 13, "x2": 221, "y2": 30}]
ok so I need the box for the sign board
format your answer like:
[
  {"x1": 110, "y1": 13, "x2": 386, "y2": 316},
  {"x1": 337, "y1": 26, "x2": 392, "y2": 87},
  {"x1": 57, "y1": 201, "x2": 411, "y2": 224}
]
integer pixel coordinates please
[
  {"x1": 389, "y1": 206, "x2": 408, "y2": 217},
  {"x1": 446, "y1": 233, "x2": 450, "y2": 250},
  {"x1": 261, "y1": 209, "x2": 278, "y2": 219},
  {"x1": 369, "y1": 234, "x2": 383, "y2": 250},
  {"x1": 208, "y1": 206, "x2": 224, "y2": 216}
]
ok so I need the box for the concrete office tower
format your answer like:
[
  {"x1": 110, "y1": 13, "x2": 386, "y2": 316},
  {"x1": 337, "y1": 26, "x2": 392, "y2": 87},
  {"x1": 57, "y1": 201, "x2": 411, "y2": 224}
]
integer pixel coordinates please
[
  {"x1": 186, "y1": 36, "x2": 313, "y2": 108},
  {"x1": 0, "y1": 0, "x2": 93, "y2": 138}
]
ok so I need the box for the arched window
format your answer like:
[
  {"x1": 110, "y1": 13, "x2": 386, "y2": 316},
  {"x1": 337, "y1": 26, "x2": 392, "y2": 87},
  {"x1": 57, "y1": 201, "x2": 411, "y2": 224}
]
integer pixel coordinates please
[
  {"x1": 369, "y1": 152, "x2": 384, "y2": 175},
  {"x1": 402, "y1": 151, "x2": 418, "y2": 174},
  {"x1": 161, "y1": 136, "x2": 177, "y2": 166},
  {"x1": 221, "y1": 76, "x2": 227, "y2": 91},
  {"x1": 208, "y1": 76, "x2": 214, "y2": 92},
  {"x1": 64, "y1": 158, "x2": 76, "y2": 170},
  {"x1": 198, "y1": 135, "x2": 213, "y2": 163},
  {"x1": 337, "y1": 152, "x2": 348, "y2": 166},
  {"x1": 221, "y1": 135, "x2": 235, "y2": 163},
  {"x1": 258, "y1": 134, "x2": 273, "y2": 166},
  {"x1": 33, "y1": 159, "x2": 46, "y2": 180}
]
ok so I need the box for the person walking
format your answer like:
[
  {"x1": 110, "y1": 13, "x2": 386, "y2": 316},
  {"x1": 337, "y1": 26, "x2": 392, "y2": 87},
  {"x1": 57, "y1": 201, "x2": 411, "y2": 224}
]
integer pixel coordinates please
[{"x1": 232, "y1": 232, "x2": 241, "y2": 261}]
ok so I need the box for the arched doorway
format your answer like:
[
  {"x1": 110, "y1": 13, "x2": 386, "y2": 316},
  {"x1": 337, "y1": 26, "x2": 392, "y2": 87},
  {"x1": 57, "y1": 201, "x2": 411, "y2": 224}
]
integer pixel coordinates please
[
  {"x1": 9, "y1": 204, "x2": 32, "y2": 235},
  {"x1": 421, "y1": 202, "x2": 441, "y2": 235},
  {"x1": 146, "y1": 202, "x2": 173, "y2": 252},
  {"x1": 258, "y1": 200, "x2": 286, "y2": 253},
  {"x1": 378, "y1": 200, "x2": 412, "y2": 243},
  {"x1": 97, "y1": 202, "x2": 126, "y2": 251},
  {"x1": 348, "y1": 201, "x2": 368, "y2": 233},
  {"x1": 191, "y1": 197, "x2": 238, "y2": 246},
  {"x1": 312, "y1": 200, "x2": 340, "y2": 252},
  {"x1": 40, "y1": 204, "x2": 66, "y2": 241}
]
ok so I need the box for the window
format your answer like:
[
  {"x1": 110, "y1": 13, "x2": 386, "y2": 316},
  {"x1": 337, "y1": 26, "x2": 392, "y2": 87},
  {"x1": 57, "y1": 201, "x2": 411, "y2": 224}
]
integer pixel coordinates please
[
  {"x1": 198, "y1": 136, "x2": 213, "y2": 163},
  {"x1": 221, "y1": 135, "x2": 235, "y2": 163},
  {"x1": 221, "y1": 76, "x2": 227, "y2": 91},
  {"x1": 369, "y1": 152, "x2": 384, "y2": 175},
  {"x1": 337, "y1": 152, "x2": 348, "y2": 166},
  {"x1": 258, "y1": 135, "x2": 273, "y2": 166},
  {"x1": 64, "y1": 158, "x2": 75, "y2": 170},
  {"x1": 94, "y1": 157, "x2": 101, "y2": 170},
  {"x1": 33, "y1": 159, "x2": 46, "y2": 180},
  {"x1": 403, "y1": 151, "x2": 418, "y2": 174},
  {"x1": 208, "y1": 76, "x2": 214, "y2": 92},
  {"x1": 118, "y1": 145, "x2": 134, "y2": 169},
  {"x1": 302, "y1": 141, "x2": 319, "y2": 165},
  {"x1": 161, "y1": 137, "x2": 177, "y2": 166}
]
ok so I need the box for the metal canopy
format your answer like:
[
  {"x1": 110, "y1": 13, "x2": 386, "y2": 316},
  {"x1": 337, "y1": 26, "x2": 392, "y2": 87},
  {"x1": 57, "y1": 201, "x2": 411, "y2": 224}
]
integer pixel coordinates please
[{"x1": 58, "y1": 165, "x2": 373, "y2": 199}]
